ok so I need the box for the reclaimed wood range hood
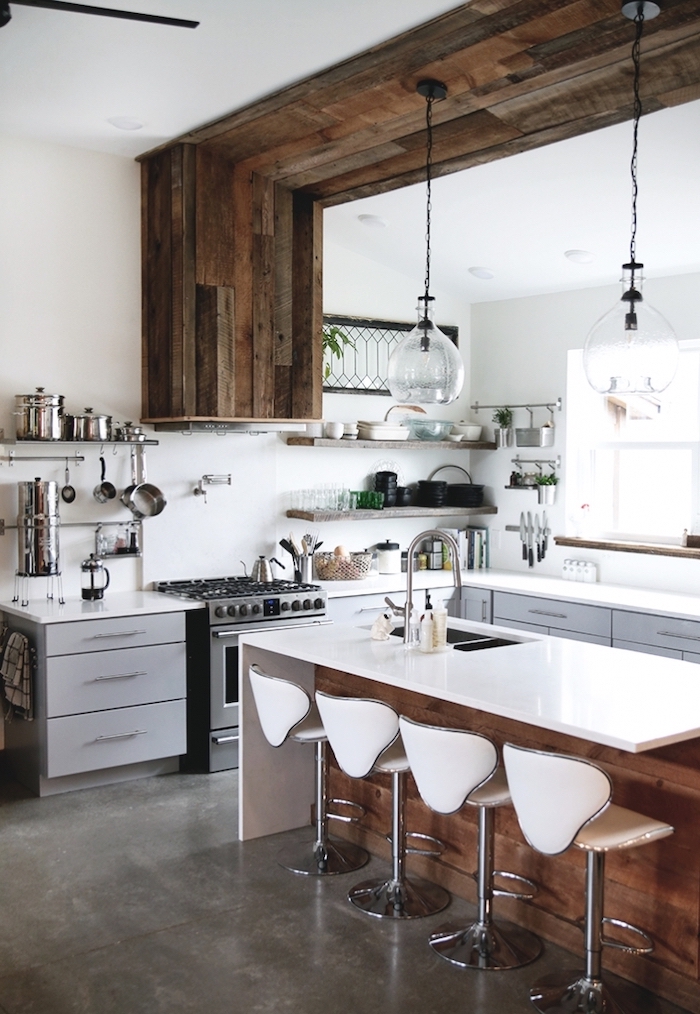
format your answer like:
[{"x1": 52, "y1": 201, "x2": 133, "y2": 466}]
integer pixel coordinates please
[{"x1": 138, "y1": 0, "x2": 700, "y2": 428}]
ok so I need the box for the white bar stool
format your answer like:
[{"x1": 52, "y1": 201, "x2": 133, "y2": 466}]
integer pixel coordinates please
[
  {"x1": 316, "y1": 690, "x2": 450, "y2": 919},
  {"x1": 248, "y1": 664, "x2": 368, "y2": 876},
  {"x1": 399, "y1": 716, "x2": 542, "y2": 970},
  {"x1": 503, "y1": 742, "x2": 674, "y2": 1014}
]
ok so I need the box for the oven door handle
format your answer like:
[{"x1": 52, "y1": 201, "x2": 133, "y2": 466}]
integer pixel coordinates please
[{"x1": 212, "y1": 619, "x2": 332, "y2": 638}]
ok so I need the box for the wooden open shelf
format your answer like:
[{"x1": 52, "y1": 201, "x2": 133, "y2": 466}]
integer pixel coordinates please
[
  {"x1": 287, "y1": 506, "x2": 497, "y2": 522},
  {"x1": 286, "y1": 437, "x2": 496, "y2": 450}
]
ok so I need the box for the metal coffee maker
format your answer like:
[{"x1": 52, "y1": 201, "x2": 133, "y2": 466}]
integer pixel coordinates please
[
  {"x1": 17, "y1": 478, "x2": 60, "y2": 577},
  {"x1": 80, "y1": 553, "x2": 110, "y2": 601}
]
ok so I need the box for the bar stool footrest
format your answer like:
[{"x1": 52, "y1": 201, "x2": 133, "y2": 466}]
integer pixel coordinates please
[
  {"x1": 602, "y1": 917, "x2": 654, "y2": 955},
  {"x1": 492, "y1": 868, "x2": 539, "y2": 901},
  {"x1": 328, "y1": 798, "x2": 366, "y2": 824},
  {"x1": 387, "y1": 830, "x2": 444, "y2": 858}
]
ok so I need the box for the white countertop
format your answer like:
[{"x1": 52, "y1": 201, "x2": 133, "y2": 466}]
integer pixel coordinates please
[
  {"x1": 240, "y1": 620, "x2": 700, "y2": 753},
  {"x1": 321, "y1": 568, "x2": 700, "y2": 621},
  {"x1": 0, "y1": 591, "x2": 204, "y2": 625}
]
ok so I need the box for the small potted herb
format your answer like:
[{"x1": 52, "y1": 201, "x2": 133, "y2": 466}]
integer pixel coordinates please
[
  {"x1": 534, "y1": 472, "x2": 558, "y2": 505},
  {"x1": 492, "y1": 407, "x2": 513, "y2": 448}
]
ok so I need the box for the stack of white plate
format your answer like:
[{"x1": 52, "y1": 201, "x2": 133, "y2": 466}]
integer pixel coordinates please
[{"x1": 357, "y1": 421, "x2": 410, "y2": 441}]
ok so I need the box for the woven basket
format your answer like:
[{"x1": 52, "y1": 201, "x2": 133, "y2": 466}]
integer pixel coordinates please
[{"x1": 314, "y1": 552, "x2": 373, "y2": 580}]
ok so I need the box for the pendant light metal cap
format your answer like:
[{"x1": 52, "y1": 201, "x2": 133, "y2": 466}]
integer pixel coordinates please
[{"x1": 621, "y1": 1, "x2": 660, "y2": 21}]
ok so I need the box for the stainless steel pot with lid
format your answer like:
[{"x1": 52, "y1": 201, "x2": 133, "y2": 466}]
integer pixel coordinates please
[
  {"x1": 14, "y1": 388, "x2": 64, "y2": 441},
  {"x1": 72, "y1": 409, "x2": 112, "y2": 442}
]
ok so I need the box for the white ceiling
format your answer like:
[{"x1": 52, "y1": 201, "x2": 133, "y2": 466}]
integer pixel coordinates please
[{"x1": 1, "y1": 0, "x2": 698, "y2": 303}]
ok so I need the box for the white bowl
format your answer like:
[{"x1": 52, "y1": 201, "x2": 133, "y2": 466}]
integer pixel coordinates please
[
  {"x1": 451, "y1": 423, "x2": 482, "y2": 440},
  {"x1": 445, "y1": 433, "x2": 463, "y2": 442}
]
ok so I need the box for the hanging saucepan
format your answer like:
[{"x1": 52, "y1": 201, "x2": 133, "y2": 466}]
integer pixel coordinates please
[
  {"x1": 93, "y1": 456, "x2": 117, "y2": 504},
  {"x1": 121, "y1": 448, "x2": 166, "y2": 519}
]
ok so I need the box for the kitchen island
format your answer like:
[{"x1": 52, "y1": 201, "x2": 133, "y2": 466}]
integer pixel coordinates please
[{"x1": 240, "y1": 620, "x2": 700, "y2": 1011}]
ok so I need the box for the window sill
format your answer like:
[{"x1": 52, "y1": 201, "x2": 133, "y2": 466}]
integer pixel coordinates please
[{"x1": 553, "y1": 536, "x2": 700, "y2": 560}]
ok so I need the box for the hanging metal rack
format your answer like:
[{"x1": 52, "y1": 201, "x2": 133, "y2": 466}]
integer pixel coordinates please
[{"x1": 470, "y1": 398, "x2": 562, "y2": 414}]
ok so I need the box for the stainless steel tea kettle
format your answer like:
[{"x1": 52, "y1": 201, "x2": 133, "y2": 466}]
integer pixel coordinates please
[{"x1": 243, "y1": 556, "x2": 285, "y2": 582}]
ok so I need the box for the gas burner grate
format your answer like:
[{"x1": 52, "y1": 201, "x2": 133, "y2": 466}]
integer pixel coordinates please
[{"x1": 155, "y1": 577, "x2": 321, "y2": 600}]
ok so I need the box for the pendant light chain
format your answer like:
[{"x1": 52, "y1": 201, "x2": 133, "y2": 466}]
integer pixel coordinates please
[
  {"x1": 629, "y1": 5, "x2": 645, "y2": 271},
  {"x1": 423, "y1": 89, "x2": 435, "y2": 306}
]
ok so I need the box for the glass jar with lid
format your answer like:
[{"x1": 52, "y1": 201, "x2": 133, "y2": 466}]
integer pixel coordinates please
[{"x1": 376, "y1": 539, "x2": 401, "y2": 574}]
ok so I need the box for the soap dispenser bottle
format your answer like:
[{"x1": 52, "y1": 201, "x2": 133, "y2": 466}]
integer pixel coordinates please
[{"x1": 419, "y1": 590, "x2": 434, "y2": 653}]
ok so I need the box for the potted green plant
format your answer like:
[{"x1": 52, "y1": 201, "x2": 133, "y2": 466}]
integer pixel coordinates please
[
  {"x1": 534, "y1": 472, "x2": 558, "y2": 505},
  {"x1": 492, "y1": 407, "x2": 513, "y2": 448},
  {"x1": 322, "y1": 325, "x2": 355, "y2": 381}
]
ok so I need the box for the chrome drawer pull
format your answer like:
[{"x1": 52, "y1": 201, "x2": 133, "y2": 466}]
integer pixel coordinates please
[
  {"x1": 91, "y1": 629, "x2": 147, "y2": 639},
  {"x1": 657, "y1": 630, "x2": 700, "y2": 642},
  {"x1": 94, "y1": 671, "x2": 147, "y2": 682},
  {"x1": 94, "y1": 729, "x2": 147, "y2": 742},
  {"x1": 212, "y1": 734, "x2": 238, "y2": 745},
  {"x1": 358, "y1": 605, "x2": 384, "y2": 613},
  {"x1": 529, "y1": 609, "x2": 567, "y2": 619}
]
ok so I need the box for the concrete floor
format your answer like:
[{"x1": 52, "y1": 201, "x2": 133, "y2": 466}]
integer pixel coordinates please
[{"x1": 0, "y1": 770, "x2": 690, "y2": 1014}]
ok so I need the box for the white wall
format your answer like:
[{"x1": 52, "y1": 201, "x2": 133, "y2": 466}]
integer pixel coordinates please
[
  {"x1": 469, "y1": 272, "x2": 700, "y2": 594},
  {"x1": 0, "y1": 134, "x2": 474, "y2": 602}
]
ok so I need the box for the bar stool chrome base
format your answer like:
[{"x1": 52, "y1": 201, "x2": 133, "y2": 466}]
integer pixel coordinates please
[
  {"x1": 349, "y1": 875, "x2": 450, "y2": 919},
  {"x1": 278, "y1": 837, "x2": 369, "y2": 876},
  {"x1": 429, "y1": 916, "x2": 542, "y2": 970},
  {"x1": 530, "y1": 970, "x2": 660, "y2": 1014}
]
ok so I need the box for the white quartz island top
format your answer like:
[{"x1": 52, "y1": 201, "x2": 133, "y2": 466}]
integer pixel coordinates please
[
  {"x1": 240, "y1": 620, "x2": 700, "y2": 754},
  {"x1": 0, "y1": 591, "x2": 204, "y2": 625}
]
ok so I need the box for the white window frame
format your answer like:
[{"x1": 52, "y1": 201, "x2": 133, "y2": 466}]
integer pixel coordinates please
[{"x1": 566, "y1": 342, "x2": 700, "y2": 545}]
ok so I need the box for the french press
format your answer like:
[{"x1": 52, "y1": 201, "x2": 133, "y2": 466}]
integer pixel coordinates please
[{"x1": 80, "y1": 553, "x2": 110, "y2": 601}]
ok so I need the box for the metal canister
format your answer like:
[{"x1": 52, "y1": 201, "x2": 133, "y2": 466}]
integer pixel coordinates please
[
  {"x1": 14, "y1": 388, "x2": 64, "y2": 441},
  {"x1": 17, "y1": 479, "x2": 60, "y2": 577}
]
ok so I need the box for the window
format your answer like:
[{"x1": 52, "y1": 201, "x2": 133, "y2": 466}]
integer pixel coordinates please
[
  {"x1": 566, "y1": 344, "x2": 700, "y2": 544},
  {"x1": 322, "y1": 314, "x2": 458, "y2": 395}
]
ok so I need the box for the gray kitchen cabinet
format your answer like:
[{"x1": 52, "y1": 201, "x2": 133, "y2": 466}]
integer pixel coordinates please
[
  {"x1": 493, "y1": 591, "x2": 611, "y2": 644},
  {"x1": 449, "y1": 587, "x2": 492, "y2": 624},
  {"x1": 2, "y1": 609, "x2": 186, "y2": 796},
  {"x1": 612, "y1": 639, "x2": 682, "y2": 659},
  {"x1": 612, "y1": 610, "x2": 700, "y2": 658}
]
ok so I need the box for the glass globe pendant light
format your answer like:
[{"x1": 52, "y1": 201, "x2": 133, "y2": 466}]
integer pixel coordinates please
[
  {"x1": 583, "y1": 1, "x2": 678, "y2": 395},
  {"x1": 387, "y1": 80, "x2": 464, "y2": 404}
]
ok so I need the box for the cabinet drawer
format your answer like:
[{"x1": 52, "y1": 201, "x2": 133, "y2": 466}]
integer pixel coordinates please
[
  {"x1": 612, "y1": 638, "x2": 682, "y2": 660},
  {"x1": 493, "y1": 592, "x2": 611, "y2": 637},
  {"x1": 46, "y1": 642, "x2": 186, "y2": 718},
  {"x1": 45, "y1": 611, "x2": 185, "y2": 656},
  {"x1": 328, "y1": 594, "x2": 391, "y2": 625},
  {"x1": 612, "y1": 610, "x2": 700, "y2": 654},
  {"x1": 46, "y1": 699, "x2": 186, "y2": 778},
  {"x1": 548, "y1": 629, "x2": 610, "y2": 647},
  {"x1": 495, "y1": 617, "x2": 549, "y2": 636}
]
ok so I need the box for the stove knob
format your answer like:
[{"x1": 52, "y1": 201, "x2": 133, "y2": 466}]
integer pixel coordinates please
[
  {"x1": 215, "y1": 606, "x2": 227, "y2": 618},
  {"x1": 281, "y1": 601, "x2": 291, "y2": 611},
  {"x1": 227, "y1": 605, "x2": 237, "y2": 617},
  {"x1": 291, "y1": 600, "x2": 301, "y2": 611},
  {"x1": 314, "y1": 598, "x2": 324, "y2": 610},
  {"x1": 239, "y1": 604, "x2": 248, "y2": 617},
  {"x1": 303, "y1": 599, "x2": 312, "y2": 610},
  {"x1": 252, "y1": 603, "x2": 261, "y2": 614}
]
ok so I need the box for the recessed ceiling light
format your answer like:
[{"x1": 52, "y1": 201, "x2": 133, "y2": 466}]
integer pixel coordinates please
[
  {"x1": 107, "y1": 116, "x2": 144, "y2": 131},
  {"x1": 565, "y1": 249, "x2": 596, "y2": 264},
  {"x1": 357, "y1": 214, "x2": 388, "y2": 229},
  {"x1": 468, "y1": 266, "x2": 494, "y2": 280}
]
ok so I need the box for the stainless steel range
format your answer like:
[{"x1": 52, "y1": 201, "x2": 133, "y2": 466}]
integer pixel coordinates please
[{"x1": 156, "y1": 576, "x2": 328, "y2": 772}]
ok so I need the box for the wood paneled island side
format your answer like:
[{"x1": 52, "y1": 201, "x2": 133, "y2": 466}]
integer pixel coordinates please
[{"x1": 240, "y1": 622, "x2": 700, "y2": 1011}]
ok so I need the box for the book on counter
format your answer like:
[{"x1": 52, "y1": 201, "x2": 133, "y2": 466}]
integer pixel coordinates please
[{"x1": 459, "y1": 526, "x2": 490, "y2": 571}]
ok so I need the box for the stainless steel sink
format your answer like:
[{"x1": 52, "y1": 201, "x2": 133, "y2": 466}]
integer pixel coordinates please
[
  {"x1": 390, "y1": 626, "x2": 487, "y2": 644},
  {"x1": 453, "y1": 636, "x2": 518, "y2": 652},
  {"x1": 389, "y1": 627, "x2": 518, "y2": 650}
]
